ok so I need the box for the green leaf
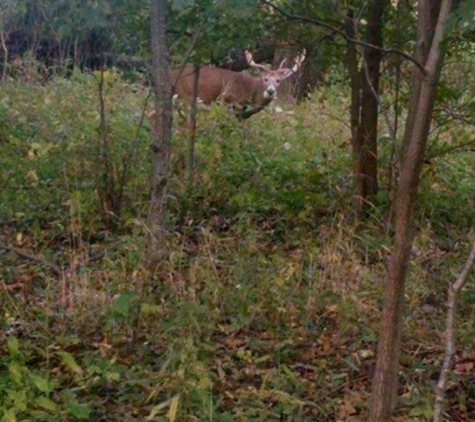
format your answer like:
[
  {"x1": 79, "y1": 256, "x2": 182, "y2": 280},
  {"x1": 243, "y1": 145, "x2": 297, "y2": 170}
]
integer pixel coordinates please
[
  {"x1": 449, "y1": 1, "x2": 475, "y2": 32},
  {"x1": 56, "y1": 351, "x2": 84, "y2": 376},
  {"x1": 67, "y1": 402, "x2": 91, "y2": 419},
  {"x1": 111, "y1": 290, "x2": 136, "y2": 318},
  {"x1": 106, "y1": 371, "x2": 121, "y2": 382},
  {"x1": 35, "y1": 396, "x2": 58, "y2": 411},
  {"x1": 8, "y1": 361, "x2": 23, "y2": 385},
  {"x1": 6, "y1": 389, "x2": 27, "y2": 411},
  {"x1": 172, "y1": 0, "x2": 195, "y2": 11},
  {"x1": 140, "y1": 302, "x2": 161, "y2": 314},
  {"x1": 7, "y1": 337, "x2": 19, "y2": 358},
  {"x1": 216, "y1": 412, "x2": 234, "y2": 422},
  {"x1": 1, "y1": 409, "x2": 17, "y2": 422},
  {"x1": 409, "y1": 405, "x2": 429, "y2": 417},
  {"x1": 30, "y1": 374, "x2": 52, "y2": 394}
]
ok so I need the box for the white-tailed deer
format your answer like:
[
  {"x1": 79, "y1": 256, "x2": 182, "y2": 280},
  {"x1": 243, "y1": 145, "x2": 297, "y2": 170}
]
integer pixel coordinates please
[{"x1": 169, "y1": 49, "x2": 306, "y2": 120}]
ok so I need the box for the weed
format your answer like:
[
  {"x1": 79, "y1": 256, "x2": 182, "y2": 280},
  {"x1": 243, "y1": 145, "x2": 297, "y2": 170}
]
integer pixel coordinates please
[{"x1": 0, "y1": 72, "x2": 474, "y2": 421}]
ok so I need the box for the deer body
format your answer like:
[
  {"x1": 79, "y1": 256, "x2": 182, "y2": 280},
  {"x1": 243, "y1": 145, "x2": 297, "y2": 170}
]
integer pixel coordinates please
[{"x1": 170, "y1": 50, "x2": 305, "y2": 120}]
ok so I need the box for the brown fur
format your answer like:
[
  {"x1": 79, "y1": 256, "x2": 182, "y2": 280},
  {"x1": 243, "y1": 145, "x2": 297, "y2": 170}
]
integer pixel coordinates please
[{"x1": 169, "y1": 65, "x2": 294, "y2": 119}]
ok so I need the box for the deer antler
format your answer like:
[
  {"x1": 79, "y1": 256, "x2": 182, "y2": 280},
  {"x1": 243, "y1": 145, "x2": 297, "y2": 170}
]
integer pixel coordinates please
[
  {"x1": 245, "y1": 50, "x2": 269, "y2": 71},
  {"x1": 277, "y1": 58, "x2": 288, "y2": 71},
  {"x1": 291, "y1": 49, "x2": 306, "y2": 72}
]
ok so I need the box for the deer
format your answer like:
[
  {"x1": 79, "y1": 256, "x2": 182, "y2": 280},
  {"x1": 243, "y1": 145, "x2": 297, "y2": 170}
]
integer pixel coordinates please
[{"x1": 169, "y1": 49, "x2": 306, "y2": 120}]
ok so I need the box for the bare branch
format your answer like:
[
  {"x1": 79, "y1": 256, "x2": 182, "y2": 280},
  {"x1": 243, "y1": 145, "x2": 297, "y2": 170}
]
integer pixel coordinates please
[
  {"x1": 170, "y1": 21, "x2": 206, "y2": 88},
  {"x1": 1, "y1": 244, "x2": 62, "y2": 275},
  {"x1": 259, "y1": 0, "x2": 426, "y2": 74},
  {"x1": 434, "y1": 237, "x2": 475, "y2": 422},
  {"x1": 0, "y1": 242, "x2": 116, "y2": 276}
]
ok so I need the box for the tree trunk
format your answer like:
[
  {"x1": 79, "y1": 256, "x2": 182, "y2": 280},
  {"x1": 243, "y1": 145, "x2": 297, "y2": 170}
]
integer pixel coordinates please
[
  {"x1": 186, "y1": 64, "x2": 199, "y2": 185},
  {"x1": 357, "y1": 0, "x2": 386, "y2": 205},
  {"x1": 345, "y1": 10, "x2": 362, "y2": 209},
  {"x1": 147, "y1": 0, "x2": 173, "y2": 264},
  {"x1": 369, "y1": 1, "x2": 455, "y2": 420},
  {"x1": 346, "y1": 0, "x2": 388, "y2": 215}
]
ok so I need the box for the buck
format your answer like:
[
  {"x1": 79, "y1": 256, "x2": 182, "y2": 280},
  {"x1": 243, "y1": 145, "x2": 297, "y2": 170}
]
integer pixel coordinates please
[{"x1": 169, "y1": 50, "x2": 306, "y2": 120}]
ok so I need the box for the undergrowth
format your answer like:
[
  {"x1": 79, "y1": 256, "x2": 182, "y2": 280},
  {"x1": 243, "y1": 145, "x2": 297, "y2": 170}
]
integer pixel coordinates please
[{"x1": 0, "y1": 72, "x2": 474, "y2": 421}]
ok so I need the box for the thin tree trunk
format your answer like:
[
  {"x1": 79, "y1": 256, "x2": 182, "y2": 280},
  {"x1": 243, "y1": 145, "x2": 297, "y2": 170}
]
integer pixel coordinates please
[
  {"x1": 356, "y1": 0, "x2": 387, "y2": 207},
  {"x1": 345, "y1": 1, "x2": 388, "y2": 216},
  {"x1": 400, "y1": 1, "x2": 442, "y2": 161},
  {"x1": 388, "y1": 55, "x2": 401, "y2": 197},
  {"x1": 345, "y1": 10, "x2": 362, "y2": 209},
  {"x1": 0, "y1": 30, "x2": 8, "y2": 82},
  {"x1": 147, "y1": 0, "x2": 173, "y2": 265},
  {"x1": 369, "y1": 1, "x2": 454, "y2": 420},
  {"x1": 186, "y1": 64, "x2": 199, "y2": 185}
]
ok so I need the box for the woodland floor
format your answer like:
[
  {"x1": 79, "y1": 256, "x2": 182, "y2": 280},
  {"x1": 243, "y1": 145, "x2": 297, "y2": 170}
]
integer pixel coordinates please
[{"x1": 0, "y1": 74, "x2": 474, "y2": 421}]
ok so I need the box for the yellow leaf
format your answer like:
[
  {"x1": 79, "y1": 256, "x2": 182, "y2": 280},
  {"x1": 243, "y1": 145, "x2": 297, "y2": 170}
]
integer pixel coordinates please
[
  {"x1": 358, "y1": 349, "x2": 374, "y2": 359},
  {"x1": 26, "y1": 170, "x2": 39, "y2": 185},
  {"x1": 167, "y1": 395, "x2": 180, "y2": 422},
  {"x1": 255, "y1": 354, "x2": 272, "y2": 364},
  {"x1": 145, "y1": 400, "x2": 170, "y2": 421},
  {"x1": 1, "y1": 409, "x2": 17, "y2": 422}
]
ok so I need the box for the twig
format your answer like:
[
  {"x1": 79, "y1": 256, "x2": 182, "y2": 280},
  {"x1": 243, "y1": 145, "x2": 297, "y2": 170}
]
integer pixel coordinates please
[
  {"x1": 119, "y1": 89, "x2": 152, "y2": 194},
  {"x1": 0, "y1": 242, "x2": 119, "y2": 276},
  {"x1": 313, "y1": 374, "x2": 370, "y2": 404},
  {"x1": 170, "y1": 21, "x2": 205, "y2": 87},
  {"x1": 433, "y1": 237, "x2": 475, "y2": 422},
  {"x1": 1, "y1": 244, "x2": 62, "y2": 275},
  {"x1": 259, "y1": 0, "x2": 426, "y2": 74}
]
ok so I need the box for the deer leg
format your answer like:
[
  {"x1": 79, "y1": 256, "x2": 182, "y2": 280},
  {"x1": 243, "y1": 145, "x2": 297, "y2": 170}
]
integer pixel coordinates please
[{"x1": 237, "y1": 105, "x2": 264, "y2": 121}]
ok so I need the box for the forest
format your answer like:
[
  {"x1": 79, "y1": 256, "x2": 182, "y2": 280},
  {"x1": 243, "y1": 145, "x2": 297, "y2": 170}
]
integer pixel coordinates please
[{"x1": 0, "y1": 0, "x2": 474, "y2": 421}]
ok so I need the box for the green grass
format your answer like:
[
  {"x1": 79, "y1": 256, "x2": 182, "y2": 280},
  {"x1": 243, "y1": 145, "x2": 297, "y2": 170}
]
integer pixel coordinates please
[{"x1": 0, "y1": 71, "x2": 474, "y2": 421}]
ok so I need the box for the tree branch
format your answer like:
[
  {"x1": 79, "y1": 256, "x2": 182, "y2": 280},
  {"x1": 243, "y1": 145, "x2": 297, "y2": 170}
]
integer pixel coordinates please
[
  {"x1": 259, "y1": 0, "x2": 426, "y2": 74},
  {"x1": 0, "y1": 242, "x2": 118, "y2": 276},
  {"x1": 433, "y1": 237, "x2": 475, "y2": 422},
  {"x1": 1, "y1": 244, "x2": 62, "y2": 275}
]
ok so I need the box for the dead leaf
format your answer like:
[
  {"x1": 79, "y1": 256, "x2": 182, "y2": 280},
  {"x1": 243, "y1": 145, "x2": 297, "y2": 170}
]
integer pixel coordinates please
[{"x1": 167, "y1": 395, "x2": 179, "y2": 422}]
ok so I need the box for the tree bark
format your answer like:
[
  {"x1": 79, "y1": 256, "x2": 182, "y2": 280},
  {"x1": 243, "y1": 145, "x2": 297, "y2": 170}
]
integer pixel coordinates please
[
  {"x1": 147, "y1": 0, "x2": 173, "y2": 264},
  {"x1": 346, "y1": 0, "x2": 388, "y2": 215},
  {"x1": 345, "y1": 10, "x2": 362, "y2": 198},
  {"x1": 369, "y1": 1, "x2": 454, "y2": 420},
  {"x1": 357, "y1": 0, "x2": 386, "y2": 206}
]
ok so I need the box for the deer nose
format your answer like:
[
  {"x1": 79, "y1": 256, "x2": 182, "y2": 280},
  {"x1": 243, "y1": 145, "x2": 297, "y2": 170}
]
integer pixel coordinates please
[{"x1": 266, "y1": 87, "x2": 276, "y2": 96}]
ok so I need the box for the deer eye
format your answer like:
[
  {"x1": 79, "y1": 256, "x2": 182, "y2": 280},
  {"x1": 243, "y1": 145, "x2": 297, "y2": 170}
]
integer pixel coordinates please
[{"x1": 276, "y1": 79, "x2": 281, "y2": 83}]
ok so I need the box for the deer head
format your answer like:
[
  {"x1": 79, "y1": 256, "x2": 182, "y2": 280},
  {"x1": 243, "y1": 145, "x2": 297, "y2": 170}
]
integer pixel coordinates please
[{"x1": 244, "y1": 50, "x2": 306, "y2": 104}]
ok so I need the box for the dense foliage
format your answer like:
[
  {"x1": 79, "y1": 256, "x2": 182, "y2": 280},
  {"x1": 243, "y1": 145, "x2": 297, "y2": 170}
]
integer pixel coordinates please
[
  {"x1": 0, "y1": 0, "x2": 474, "y2": 420},
  {"x1": 0, "y1": 67, "x2": 474, "y2": 420}
]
